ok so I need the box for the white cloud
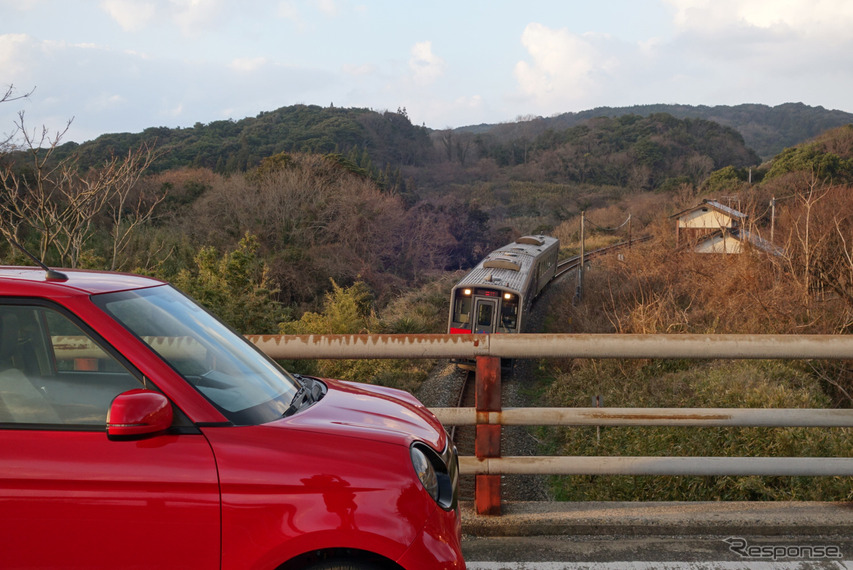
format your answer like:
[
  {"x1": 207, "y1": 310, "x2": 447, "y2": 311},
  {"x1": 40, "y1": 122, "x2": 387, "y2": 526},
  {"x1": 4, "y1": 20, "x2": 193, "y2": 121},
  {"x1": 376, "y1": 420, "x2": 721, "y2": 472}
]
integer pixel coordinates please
[
  {"x1": 169, "y1": 0, "x2": 224, "y2": 37},
  {"x1": 277, "y1": 0, "x2": 309, "y2": 31},
  {"x1": 665, "y1": 0, "x2": 853, "y2": 37},
  {"x1": 100, "y1": 0, "x2": 226, "y2": 36},
  {"x1": 313, "y1": 0, "x2": 339, "y2": 17},
  {"x1": 277, "y1": 0, "x2": 298, "y2": 20},
  {"x1": 100, "y1": 0, "x2": 156, "y2": 32},
  {"x1": 504, "y1": 2, "x2": 853, "y2": 116},
  {"x1": 514, "y1": 23, "x2": 615, "y2": 109},
  {"x1": 229, "y1": 57, "x2": 268, "y2": 72},
  {"x1": 0, "y1": 34, "x2": 34, "y2": 77},
  {"x1": 409, "y1": 41, "x2": 445, "y2": 85}
]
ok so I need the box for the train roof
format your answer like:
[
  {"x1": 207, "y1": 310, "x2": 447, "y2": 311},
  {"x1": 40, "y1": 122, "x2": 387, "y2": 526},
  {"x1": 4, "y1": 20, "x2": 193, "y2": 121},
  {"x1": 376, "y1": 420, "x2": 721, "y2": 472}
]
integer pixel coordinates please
[{"x1": 453, "y1": 235, "x2": 559, "y2": 294}]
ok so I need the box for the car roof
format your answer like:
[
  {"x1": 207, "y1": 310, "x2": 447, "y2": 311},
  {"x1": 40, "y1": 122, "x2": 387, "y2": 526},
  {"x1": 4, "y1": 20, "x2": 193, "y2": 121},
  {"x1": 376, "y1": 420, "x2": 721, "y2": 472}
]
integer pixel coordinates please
[{"x1": 0, "y1": 266, "x2": 167, "y2": 296}]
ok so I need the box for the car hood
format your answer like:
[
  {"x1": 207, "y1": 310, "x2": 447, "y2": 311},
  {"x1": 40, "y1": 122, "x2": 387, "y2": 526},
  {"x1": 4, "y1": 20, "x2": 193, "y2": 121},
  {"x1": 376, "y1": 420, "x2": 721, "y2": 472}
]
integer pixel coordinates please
[{"x1": 271, "y1": 378, "x2": 447, "y2": 451}]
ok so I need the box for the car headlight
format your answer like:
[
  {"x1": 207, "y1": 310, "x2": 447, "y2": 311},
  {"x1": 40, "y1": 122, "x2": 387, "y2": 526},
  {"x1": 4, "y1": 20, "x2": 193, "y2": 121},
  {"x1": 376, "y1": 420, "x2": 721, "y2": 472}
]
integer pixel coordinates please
[
  {"x1": 410, "y1": 442, "x2": 458, "y2": 511},
  {"x1": 411, "y1": 445, "x2": 440, "y2": 502}
]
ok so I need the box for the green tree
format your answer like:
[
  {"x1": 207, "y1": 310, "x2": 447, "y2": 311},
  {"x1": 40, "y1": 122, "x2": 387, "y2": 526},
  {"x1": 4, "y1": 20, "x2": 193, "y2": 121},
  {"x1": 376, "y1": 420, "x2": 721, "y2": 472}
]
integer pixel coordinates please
[
  {"x1": 173, "y1": 233, "x2": 287, "y2": 334},
  {"x1": 703, "y1": 165, "x2": 750, "y2": 194},
  {"x1": 278, "y1": 280, "x2": 432, "y2": 393},
  {"x1": 765, "y1": 143, "x2": 852, "y2": 182},
  {"x1": 281, "y1": 279, "x2": 377, "y2": 335}
]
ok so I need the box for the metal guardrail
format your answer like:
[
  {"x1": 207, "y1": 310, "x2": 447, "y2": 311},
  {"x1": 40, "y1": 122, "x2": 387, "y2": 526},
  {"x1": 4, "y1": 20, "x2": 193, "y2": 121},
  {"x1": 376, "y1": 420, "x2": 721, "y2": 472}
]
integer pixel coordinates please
[
  {"x1": 249, "y1": 332, "x2": 853, "y2": 360},
  {"x1": 247, "y1": 333, "x2": 853, "y2": 515},
  {"x1": 458, "y1": 456, "x2": 853, "y2": 476},
  {"x1": 430, "y1": 406, "x2": 853, "y2": 427}
]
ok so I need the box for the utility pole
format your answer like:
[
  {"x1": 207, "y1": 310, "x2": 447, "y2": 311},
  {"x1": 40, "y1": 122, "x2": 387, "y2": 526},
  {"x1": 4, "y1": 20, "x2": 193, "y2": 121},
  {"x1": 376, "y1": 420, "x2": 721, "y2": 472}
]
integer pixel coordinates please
[
  {"x1": 770, "y1": 196, "x2": 776, "y2": 243},
  {"x1": 577, "y1": 210, "x2": 585, "y2": 304},
  {"x1": 627, "y1": 212, "x2": 632, "y2": 248}
]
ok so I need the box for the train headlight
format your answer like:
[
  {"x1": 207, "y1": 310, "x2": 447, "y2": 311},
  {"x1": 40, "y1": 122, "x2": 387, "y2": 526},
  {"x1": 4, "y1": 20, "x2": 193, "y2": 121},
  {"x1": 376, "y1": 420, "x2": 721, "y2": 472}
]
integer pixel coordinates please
[
  {"x1": 504, "y1": 293, "x2": 513, "y2": 300},
  {"x1": 463, "y1": 288, "x2": 472, "y2": 296}
]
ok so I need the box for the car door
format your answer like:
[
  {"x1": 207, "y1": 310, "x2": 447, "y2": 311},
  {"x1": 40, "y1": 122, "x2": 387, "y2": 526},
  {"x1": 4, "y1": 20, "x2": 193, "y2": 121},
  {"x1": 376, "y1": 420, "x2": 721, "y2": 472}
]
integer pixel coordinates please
[{"x1": 0, "y1": 302, "x2": 220, "y2": 569}]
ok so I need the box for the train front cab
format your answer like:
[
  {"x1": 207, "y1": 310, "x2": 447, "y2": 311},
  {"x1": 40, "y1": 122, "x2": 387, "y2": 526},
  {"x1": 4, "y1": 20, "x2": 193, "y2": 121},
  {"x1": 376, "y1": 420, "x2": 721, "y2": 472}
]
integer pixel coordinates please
[
  {"x1": 449, "y1": 286, "x2": 520, "y2": 369},
  {"x1": 450, "y1": 286, "x2": 520, "y2": 336}
]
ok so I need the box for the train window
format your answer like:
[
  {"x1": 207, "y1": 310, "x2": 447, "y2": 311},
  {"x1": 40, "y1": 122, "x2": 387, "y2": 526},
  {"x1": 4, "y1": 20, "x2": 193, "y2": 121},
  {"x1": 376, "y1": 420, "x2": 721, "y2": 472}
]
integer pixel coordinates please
[
  {"x1": 453, "y1": 296, "x2": 472, "y2": 324},
  {"x1": 476, "y1": 304, "x2": 493, "y2": 328},
  {"x1": 500, "y1": 301, "x2": 518, "y2": 331}
]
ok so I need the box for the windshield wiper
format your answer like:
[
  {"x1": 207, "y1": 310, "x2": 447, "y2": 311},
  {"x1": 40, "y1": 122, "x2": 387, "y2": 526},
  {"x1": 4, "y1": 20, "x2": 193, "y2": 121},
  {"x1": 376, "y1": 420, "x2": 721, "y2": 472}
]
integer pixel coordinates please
[{"x1": 282, "y1": 375, "x2": 325, "y2": 417}]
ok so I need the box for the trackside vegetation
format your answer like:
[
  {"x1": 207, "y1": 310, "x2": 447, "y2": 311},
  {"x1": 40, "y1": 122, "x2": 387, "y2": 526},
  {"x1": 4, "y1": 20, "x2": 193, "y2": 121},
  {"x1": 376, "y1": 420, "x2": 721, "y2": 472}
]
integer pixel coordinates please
[{"x1": 538, "y1": 358, "x2": 852, "y2": 501}]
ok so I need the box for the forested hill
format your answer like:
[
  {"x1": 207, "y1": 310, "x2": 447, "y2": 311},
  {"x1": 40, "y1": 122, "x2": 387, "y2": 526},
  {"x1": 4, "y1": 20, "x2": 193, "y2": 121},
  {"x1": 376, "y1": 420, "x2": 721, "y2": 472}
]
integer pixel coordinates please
[
  {"x1": 40, "y1": 102, "x2": 849, "y2": 176},
  {"x1": 51, "y1": 104, "x2": 434, "y2": 174},
  {"x1": 459, "y1": 103, "x2": 853, "y2": 160}
]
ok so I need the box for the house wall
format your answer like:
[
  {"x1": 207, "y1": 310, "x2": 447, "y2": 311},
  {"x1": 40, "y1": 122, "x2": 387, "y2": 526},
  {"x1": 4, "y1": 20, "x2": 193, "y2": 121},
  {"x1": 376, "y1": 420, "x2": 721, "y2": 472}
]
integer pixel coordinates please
[
  {"x1": 677, "y1": 208, "x2": 737, "y2": 229},
  {"x1": 694, "y1": 234, "x2": 743, "y2": 254}
]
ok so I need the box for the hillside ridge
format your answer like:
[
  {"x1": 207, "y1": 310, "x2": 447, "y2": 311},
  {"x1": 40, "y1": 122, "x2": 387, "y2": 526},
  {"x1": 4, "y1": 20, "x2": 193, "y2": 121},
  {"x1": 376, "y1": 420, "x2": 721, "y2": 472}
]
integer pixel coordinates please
[{"x1": 454, "y1": 102, "x2": 853, "y2": 160}]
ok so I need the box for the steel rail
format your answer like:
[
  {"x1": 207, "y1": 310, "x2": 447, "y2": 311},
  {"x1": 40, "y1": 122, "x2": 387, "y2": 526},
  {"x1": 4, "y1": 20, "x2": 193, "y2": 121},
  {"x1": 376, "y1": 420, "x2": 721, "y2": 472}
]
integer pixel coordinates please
[{"x1": 554, "y1": 235, "x2": 652, "y2": 279}]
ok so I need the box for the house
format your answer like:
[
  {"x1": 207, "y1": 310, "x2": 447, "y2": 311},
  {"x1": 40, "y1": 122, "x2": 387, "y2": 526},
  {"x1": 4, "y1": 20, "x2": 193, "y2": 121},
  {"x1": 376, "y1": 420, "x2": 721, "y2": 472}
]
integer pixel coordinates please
[
  {"x1": 673, "y1": 200, "x2": 783, "y2": 256},
  {"x1": 673, "y1": 200, "x2": 746, "y2": 247}
]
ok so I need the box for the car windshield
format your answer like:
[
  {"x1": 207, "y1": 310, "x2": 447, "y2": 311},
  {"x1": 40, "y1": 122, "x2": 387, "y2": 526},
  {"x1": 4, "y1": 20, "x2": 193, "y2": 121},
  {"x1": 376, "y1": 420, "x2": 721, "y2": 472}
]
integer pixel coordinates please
[{"x1": 93, "y1": 285, "x2": 300, "y2": 425}]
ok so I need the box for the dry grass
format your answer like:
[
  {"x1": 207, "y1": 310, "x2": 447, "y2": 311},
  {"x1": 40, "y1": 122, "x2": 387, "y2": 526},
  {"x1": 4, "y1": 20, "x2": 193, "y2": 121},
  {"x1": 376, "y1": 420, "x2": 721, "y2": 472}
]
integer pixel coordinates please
[{"x1": 539, "y1": 213, "x2": 853, "y2": 500}]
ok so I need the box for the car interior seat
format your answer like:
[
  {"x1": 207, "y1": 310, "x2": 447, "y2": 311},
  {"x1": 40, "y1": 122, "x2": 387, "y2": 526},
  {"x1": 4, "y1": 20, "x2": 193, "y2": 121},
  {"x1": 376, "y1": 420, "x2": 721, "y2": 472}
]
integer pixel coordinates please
[{"x1": 0, "y1": 312, "x2": 61, "y2": 424}]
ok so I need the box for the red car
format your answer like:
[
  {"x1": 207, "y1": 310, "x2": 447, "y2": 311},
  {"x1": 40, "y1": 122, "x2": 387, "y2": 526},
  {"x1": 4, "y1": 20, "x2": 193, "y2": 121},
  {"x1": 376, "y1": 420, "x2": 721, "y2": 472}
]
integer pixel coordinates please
[{"x1": 0, "y1": 266, "x2": 464, "y2": 569}]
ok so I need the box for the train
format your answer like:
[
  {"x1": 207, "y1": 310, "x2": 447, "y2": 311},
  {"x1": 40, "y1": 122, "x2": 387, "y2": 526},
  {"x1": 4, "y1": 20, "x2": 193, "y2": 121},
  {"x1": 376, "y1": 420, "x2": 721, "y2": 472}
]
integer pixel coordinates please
[{"x1": 447, "y1": 235, "x2": 560, "y2": 340}]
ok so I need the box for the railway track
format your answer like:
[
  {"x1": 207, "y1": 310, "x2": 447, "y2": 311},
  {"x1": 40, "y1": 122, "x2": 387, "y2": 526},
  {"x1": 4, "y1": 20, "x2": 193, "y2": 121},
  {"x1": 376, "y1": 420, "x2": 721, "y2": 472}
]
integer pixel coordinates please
[
  {"x1": 451, "y1": 370, "x2": 476, "y2": 500},
  {"x1": 554, "y1": 235, "x2": 651, "y2": 280},
  {"x1": 450, "y1": 236, "x2": 650, "y2": 501}
]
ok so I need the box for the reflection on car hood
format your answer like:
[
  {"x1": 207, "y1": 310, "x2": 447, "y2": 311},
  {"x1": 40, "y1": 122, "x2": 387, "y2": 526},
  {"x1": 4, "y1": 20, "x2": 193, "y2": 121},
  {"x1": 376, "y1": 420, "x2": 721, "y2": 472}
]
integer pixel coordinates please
[{"x1": 273, "y1": 378, "x2": 447, "y2": 451}]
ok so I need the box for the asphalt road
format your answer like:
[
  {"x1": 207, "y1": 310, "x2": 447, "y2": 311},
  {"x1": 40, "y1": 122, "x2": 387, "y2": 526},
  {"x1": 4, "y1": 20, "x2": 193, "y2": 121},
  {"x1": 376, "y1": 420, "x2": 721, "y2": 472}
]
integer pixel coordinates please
[{"x1": 459, "y1": 501, "x2": 853, "y2": 569}]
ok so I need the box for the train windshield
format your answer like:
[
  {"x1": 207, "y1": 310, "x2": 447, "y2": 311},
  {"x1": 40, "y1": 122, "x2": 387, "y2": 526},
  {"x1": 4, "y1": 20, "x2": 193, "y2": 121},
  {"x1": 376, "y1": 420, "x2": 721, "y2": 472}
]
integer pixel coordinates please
[
  {"x1": 453, "y1": 294, "x2": 472, "y2": 325},
  {"x1": 500, "y1": 299, "x2": 518, "y2": 331}
]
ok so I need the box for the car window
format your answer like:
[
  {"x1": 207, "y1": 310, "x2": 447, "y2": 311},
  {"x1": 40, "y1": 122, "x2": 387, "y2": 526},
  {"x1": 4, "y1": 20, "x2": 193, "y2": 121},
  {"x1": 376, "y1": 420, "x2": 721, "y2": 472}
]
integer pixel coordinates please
[{"x1": 0, "y1": 304, "x2": 143, "y2": 427}]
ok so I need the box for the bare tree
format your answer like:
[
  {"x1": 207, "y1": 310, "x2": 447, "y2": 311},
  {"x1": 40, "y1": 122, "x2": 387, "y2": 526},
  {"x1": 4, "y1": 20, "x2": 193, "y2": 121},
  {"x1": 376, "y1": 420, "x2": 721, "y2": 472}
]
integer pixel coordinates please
[
  {"x1": 0, "y1": 113, "x2": 74, "y2": 260},
  {"x1": 770, "y1": 170, "x2": 853, "y2": 330},
  {"x1": 1, "y1": 84, "x2": 33, "y2": 104},
  {"x1": 778, "y1": 172, "x2": 832, "y2": 308},
  {"x1": 102, "y1": 144, "x2": 163, "y2": 270},
  {"x1": 0, "y1": 112, "x2": 162, "y2": 268},
  {"x1": 1, "y1": 84, "x2": 35, "y2": 153},
  {"x1": 455, "y1": 133, "x2": 474, "y2": 167},
  {"x1": 438, "y1": 129, "x2": 453, "y2": 162}
]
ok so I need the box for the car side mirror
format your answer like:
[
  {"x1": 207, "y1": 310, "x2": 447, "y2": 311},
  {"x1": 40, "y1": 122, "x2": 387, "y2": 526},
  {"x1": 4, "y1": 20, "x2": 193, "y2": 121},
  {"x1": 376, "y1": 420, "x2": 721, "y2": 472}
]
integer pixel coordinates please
[{"x1": 107, "y1": 389, "x2": 173, "y2": 441}]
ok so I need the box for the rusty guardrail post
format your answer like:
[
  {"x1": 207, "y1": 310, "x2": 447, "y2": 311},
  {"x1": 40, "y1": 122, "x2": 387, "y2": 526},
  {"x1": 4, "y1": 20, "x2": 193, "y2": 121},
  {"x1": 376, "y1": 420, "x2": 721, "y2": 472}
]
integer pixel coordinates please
[{"x1": 475, "y1": 355, "x2": 501, "y2": 515}]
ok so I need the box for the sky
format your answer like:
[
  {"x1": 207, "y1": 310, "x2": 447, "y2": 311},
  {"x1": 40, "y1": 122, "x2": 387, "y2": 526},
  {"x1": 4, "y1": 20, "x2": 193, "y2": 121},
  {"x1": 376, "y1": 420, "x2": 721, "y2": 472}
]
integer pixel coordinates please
[{"x1": 2, "y1": 0, "x2": 853, "y2": 144}]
